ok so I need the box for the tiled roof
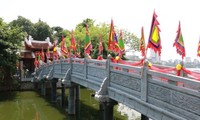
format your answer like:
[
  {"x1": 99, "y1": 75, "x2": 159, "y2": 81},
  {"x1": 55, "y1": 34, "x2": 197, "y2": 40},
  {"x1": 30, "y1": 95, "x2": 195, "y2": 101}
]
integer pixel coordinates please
[{"x1": 25, "y1": 39, "x2": 54, "y2": 50}]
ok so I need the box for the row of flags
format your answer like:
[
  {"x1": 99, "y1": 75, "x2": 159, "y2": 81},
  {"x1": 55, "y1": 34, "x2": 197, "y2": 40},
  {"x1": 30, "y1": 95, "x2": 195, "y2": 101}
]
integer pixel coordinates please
[
  {"x1": 139, "y1": 10, "x2": 192, "y2": 60},
  {"x1": 107, "y1": 19, "x2": 125, "y2": 58},
  {"x1": 34, "y1": 10, "x2": 200, "y2": 69}
]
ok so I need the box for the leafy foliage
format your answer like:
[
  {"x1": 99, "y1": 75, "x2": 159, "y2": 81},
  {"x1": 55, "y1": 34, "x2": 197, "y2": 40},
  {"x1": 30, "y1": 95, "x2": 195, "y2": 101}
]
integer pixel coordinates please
[
  {"x1": 65, "y1": 18, "x2": 140, "y2": 58},
  {"x1": 0, "y1": 18, "x2": 24, "y2": 88},
  {"x1": 0, "y1": 16, "x2": 140, "y2": 89},
  {"x1": 9, "y1": 16, "x2": 36, "y2": 37},
  {"x1": 33, "y1": 19, "x2": 52, "y2": 40}
]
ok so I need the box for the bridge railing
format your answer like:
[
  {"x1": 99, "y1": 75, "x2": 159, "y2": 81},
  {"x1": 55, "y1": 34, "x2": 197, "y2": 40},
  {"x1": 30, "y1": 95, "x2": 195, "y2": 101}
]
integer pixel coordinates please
[
  {"x1": 34, "y1": 57, "x2": 200, "y2": 120},
  {"x1": 146, "y1": 68, "x2": 200, "y2": 120},
  {"x1": 109, "y1": 62, "x2": 142, "y2": 99}
]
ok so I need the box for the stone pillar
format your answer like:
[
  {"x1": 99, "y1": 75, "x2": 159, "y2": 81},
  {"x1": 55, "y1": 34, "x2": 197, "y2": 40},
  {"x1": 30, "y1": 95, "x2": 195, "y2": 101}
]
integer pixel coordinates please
[
  {"x1": 75, "y1": 85, "x2": 80, "y2": 119},
  {"x1": 41, "y1": 81, "x2": 46, "y2": 96},
  {"x1": 43, "y1": 82, "x2": 46, "y2": 96},
  {"x1": 68, "y1": 86, "x2": 76, "y2": 115},
  {"x1": 101, "y1": 99, "x2": 117, "y2": 120},
  {"x1": 141, "y1": 114, "x2": 149, "y2": 120},
  {"x1": 51, "y1": 79, "x2": 57, "y2": 103},
  {"x1": 61, "y1": 83, "x2": 65, "y2": 108},
  {"x1": 41, "y1": 82, "x2": 44, "y2": 95}
]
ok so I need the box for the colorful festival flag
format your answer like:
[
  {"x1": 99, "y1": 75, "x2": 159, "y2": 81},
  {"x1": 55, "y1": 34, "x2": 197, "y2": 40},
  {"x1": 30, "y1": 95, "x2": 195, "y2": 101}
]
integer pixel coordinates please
[
  {"x1": 34, "y1": 55, "x2": 39, "y2": 68},
  {"x1": 84, "y1": 24, "x2": 92, "y2": 55},
  {"x1": 41, "y1": 47, "x2": 45, "y2": 61},
  {"x1": 46, "y1": 46, "x2": 50, "y2": 59},
  {"x1": 173, "y1": 21, "x2": 186, "y2": 59},
  {"x1": 147, "y1": 11, "x2": 162, "y2": 56},
  {"x1": 140, "y1": 27, "x2": 146, "y2": 57},
  {"x1": 108, "y1": 19, "x2": 118, "y2": 52},
  {"x1": 98, "y1": 34, "x2": 103, "y2": 55},
  {"x1": 197, "y1": 39, "x2": 200, "y2": 57},
  {"x1": 118, "y1": 30, "x2": 125, "y2": 57},
  {"x1": 70, "y1": 30, "x2": 77, "y2": 53},
  {"x1": 53, "y1": 46, "x2": 59, "y2": 60},
  {"x1": 61, "y1": 35, "x2": 69, "y2": 57},
  {"x1": 76, "y1": 41, "x2": 81, "y2": 57}
]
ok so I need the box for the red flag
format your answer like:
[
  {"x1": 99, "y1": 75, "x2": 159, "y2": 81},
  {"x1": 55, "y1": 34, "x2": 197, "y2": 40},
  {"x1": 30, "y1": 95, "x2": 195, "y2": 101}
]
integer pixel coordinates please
[
  {"x1": 46, "y1": 46, "x2": 50, "y2": 59},
  {"x1": 98, "y1": 34, "x2": 103, "y2": 55},
  {"x1": 61, "y1": 35, "x2": 69, "y2": 57},
  {"x1": 53, "y1": 47, "x2": 59, "y2": 60},
  {"x1": 197, "y1": 39, "x2": 200, "y2": 57},
  {"x1": 41, "y1": 47, "x2": 45, "y2": 61},
  {"x1": 108, "y1": 19, "x2": 118, "y2": 52},
  {"x1": 147, "y1": 11, "x2": 162, "y2": 56},
  {"x1": 34, "y1": 57, "x2": 39, "y2": 68},
  {"x1": 70, "y1": 30, "x2": 76, "y2": 53},
  {"x1": 173, "y1": 21, "x2": 185, "y2": 59},
  {"x1": 140, "y1": 27, "x2": 146, "y2": 57},
  {"x1": 76, "y1": 41, "x2": 81, "y2": 57}
]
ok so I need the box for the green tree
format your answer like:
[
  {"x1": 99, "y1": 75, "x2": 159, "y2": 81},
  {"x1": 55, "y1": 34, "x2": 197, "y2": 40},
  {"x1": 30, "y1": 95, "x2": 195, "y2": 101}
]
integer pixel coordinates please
[
  {"x1": 33, "y1": 19, "x2": 52, "y2": 40},
  {"x1": 9, "y1": 16, "x2": 36, "y2": 37},
  {"x1": 0, "y1": 18, "x2": 24, "y2": 89},
  {"x1": 72, "y1": 18, "x2": 139, "y2": 59}
]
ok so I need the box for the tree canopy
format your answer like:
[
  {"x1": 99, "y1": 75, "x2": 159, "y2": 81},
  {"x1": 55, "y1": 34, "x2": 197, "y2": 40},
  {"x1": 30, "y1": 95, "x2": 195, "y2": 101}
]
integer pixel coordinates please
[
  {"x1": 0, "y1": 18, "x2": 24, "y2": 87},
  {"x1": 0, "y1": 16, "x2": 140, "y2": 88}
]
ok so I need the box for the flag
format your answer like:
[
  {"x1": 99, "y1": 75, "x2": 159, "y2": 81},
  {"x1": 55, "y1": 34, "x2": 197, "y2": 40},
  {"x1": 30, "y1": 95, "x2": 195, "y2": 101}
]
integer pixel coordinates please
[
  {"x1": 37, "y1": 52, "x2": 41, "y2": 61},
  {"x1": 61, "y1": 35, "x2": 69, "y2": 57},
  {"x1": 147, "y1": 11, "x2": 162, "y2": 56},
  {"x1": 118, "y1": 30, "x2": 125, "y2": 57},
  {"x1": 173, "y1": 21, "x2": 185, "y2": 59},
  {"x1": 70, "y1": 30, "x2": 76, "y2": 53},
  {"x1": 98, "y1": 34, "x2": 103, "y2": 55},
  {"x1": 197, "y1": 39, "x2": 200, "y2": 57},
  {"x1": 140, "y1": 27, "x2": 146, "y2": 57},
  {"x1": 41, "y1": 47, "x2": 45, "y2": 61},
  {"x1": 108, "y1": 19, "x2": 118, "y2": 52},
  {"x1": 46, "y1": 46, "x2": 50, "y2": 59},
  {"x1": 53, "y1": 46, "x2": 59, "y2": 60},
  {"x1": 84, "y1": 24, "x2": 92, "y2": 55},
  {"x1": 34, "y1": 55, "x2": 39, "y2": 68},
  {"x1": 77, "y1": 41, "x2": 81, "y2": 57}
]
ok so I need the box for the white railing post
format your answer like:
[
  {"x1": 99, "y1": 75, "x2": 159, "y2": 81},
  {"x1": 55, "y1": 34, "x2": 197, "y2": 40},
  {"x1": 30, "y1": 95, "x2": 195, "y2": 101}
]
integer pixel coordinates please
[
  {"x1": 141, "y1": 60, "x2": 148, "y2": 102},
  {"x1": 106, "y1": 54, "x2": 111, "y2": 83},
  {"x1": 60, "y1": 59, "x2": 62, "y2": 73}
]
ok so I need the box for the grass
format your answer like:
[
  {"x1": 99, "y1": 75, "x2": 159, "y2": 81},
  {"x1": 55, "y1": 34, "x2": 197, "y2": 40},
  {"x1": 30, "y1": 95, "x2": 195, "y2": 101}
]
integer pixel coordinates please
[{"x1": 0, "y1": 88, "x2": 128, "y2": 120}]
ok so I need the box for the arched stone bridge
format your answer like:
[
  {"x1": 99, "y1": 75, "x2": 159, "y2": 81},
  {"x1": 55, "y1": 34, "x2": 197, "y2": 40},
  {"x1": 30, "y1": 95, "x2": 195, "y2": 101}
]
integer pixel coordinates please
[{"x1": 33, "y1": 57, "x2": 200, "y2": 120}]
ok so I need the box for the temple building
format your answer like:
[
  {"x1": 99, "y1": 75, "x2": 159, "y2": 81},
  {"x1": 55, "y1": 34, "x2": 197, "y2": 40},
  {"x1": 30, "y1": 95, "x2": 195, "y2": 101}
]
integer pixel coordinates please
[{"x1": 19, "y1": 36, "x2": 55, "y2": 80}]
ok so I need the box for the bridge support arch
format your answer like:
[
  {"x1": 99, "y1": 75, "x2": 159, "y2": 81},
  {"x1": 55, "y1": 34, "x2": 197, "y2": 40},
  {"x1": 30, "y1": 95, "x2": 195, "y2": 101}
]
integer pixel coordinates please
[
  {"x1": 68, "y1": 84, "x2": 80, "y2": 116},
  {"x1": 141, "y1": 114, "x2": 149, "y2": 120},
  {"x1": 51, "y1": 78, "x2": 58, "y2": 103},
  {"x1": 100, "y1": 99, "x2": 118, "y2": 120}
]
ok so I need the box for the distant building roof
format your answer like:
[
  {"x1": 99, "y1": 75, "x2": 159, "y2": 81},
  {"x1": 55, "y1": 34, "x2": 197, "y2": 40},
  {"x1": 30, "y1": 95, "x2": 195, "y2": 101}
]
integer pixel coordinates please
[{"x1": 24, "y1": 35, "x2": 54, "y2": 51}]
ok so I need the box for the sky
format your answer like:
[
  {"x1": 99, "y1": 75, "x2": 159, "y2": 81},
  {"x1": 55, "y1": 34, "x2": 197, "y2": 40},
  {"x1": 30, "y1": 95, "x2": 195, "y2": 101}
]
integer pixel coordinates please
[{"x1": 1, "y1": 0, "x2": 200, "y2": 61}]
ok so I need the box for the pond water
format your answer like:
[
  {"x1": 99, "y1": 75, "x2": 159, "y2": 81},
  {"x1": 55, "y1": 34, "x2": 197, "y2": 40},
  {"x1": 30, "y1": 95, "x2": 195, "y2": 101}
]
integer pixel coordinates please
[{"x1": 0, "y1": 88, "x2": 129, "y2": 120}]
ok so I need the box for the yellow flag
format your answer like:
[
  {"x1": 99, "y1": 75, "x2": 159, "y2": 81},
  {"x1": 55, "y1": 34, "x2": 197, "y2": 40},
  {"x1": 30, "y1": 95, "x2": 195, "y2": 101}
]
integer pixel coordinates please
[{"x1": 152, "y1": 26, "x2": 159, "y2": 43}]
